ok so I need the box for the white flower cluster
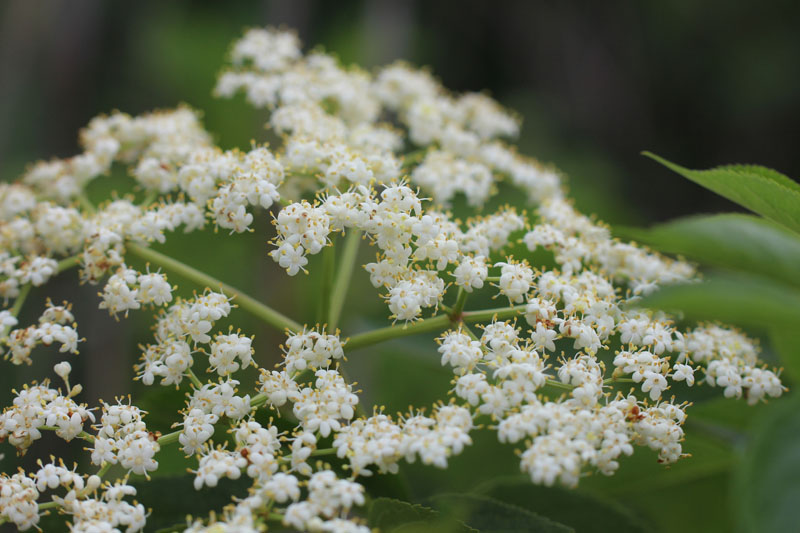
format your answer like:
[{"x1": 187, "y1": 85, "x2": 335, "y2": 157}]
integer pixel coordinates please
[
  {"x1": 0, "y1": 376, "x2": 94, "y2": 450},
  {"x1": 0, "y1": 471, "x2": 40, "y2": 530},
  {"x1": 59, "y1": 481, "x2": 147, "y2": 533},
  {"x1": 281, "y1": 328, "x2": 345, "y2": 374},
  {"x1": 134, "y1": 290, "x2": 233, "y2": 387},
  {"x1": 98, "y1": 266, "x2": 172, "y2": 317},
  {"x1": 90, "y1": 401, "x2": 160, "y2": 477},
  {"x1": 283, "y1": 470, "x2": 366, "y2": 532},
  {"x1": 684, "y1": 324, "x2": 784, "y2": 404},
  {"x1": 2, "y1": 302, "x2": 80, "y2": 365},
  {"x1": 0, "y1": 26, "x2": 788, "y2": 533},
  {"x1": 528, "y1": 199, "x2": 694, "y2": 294},
  {"x1": 334, "y1": 404, "x2": 473, "y2": 475},
  {"x1": 270, "y1": 180, "x2": 530, "y2": 322}
]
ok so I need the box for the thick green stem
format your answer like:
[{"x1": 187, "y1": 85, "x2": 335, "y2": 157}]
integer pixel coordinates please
[
  {"x1": 38, "y1": 501, "x2": 60, "y2": 511},
  {"x1": 545, "y1": 380, "x2": 575, "y2": 391},
  {"x1": 328, "y1": 231, "x2": 361, "y2": 331},
  {"x1": 39, "y1": 426, "x2": 95, "y2": 443},
  {"x1": 461, "y1": 305, "x2": 525, "y2": 324},
  {"x1": 9, "y1": 283, "x2": 31, "y2": 318},
  {"x1": 450, "y1": 287, "x2": 468, "y2": 319},
  {"x1": 346, "y1": 305, "x2": 526, "y2": 352},
  {"x1": 157, "y1": 429, "x2": 181, "y2": 446},
  {"x1": 346, "y1": 314, "x2": 452, "y2": 351},
  {"x1": 96, "y1": 461, "x2": 112, "y2": 478},
  {"x1": 603, "y1": 377, "x2": 637, "y2": 386},
  {"x1": 126, "y1": 243, "x2": 302, "y2": 333},
  {"x1": 57, "y1": 254, "x2": 81, "y2": 273}
]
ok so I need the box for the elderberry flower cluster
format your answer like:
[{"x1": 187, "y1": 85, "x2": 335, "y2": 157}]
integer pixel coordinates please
[{"x1": 0, "y1": 26, "x2": 787, "y2": 532}]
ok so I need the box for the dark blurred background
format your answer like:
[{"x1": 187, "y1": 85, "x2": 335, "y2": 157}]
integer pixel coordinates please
[
  {"x1": 2, "y1": 0, "x2": 799, "y2": 226},
  {"x1": 1, "y1": 2, "x2": 799, "y2": 531}
]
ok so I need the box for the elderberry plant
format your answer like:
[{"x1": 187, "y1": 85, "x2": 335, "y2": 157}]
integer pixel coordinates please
[{"x1": 0, "y1": 28, "x2": 787, "y2": 532}]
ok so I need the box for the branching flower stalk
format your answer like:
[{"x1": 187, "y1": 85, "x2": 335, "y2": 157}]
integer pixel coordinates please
[{"x1": 0, "y1": 27, "x2": 786, "y2": 532}]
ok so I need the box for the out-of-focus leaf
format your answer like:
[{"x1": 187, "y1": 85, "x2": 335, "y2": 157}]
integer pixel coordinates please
[
  {"x1": 399, "y1": 428, "x2": 522, "y2": 501},
  {"x1": 768, "y1": 326, "x2": 800, "y2": 382},
  {"x1": 734, "y1": 394, "x2": 800, "y2": 533},
  {"x1": 643, "y1": 152, "x2": 800, "y2": 234},
  {"x1": 367, "y1": 497, "x2": 475, "y2": 533},
  {"x1": 626, "y1": 472, "x2": 735, "y2": 533},
  {"x1": 617, "y1": 213, "x2": 800, "y2": 289},
  {"x1": 689, "y1": 396, "x2": 769, "y2": 433},
  {"x1": 635, "y1": 273, "x2": 800, "y2": 329},
  {"x1": 580, "y1": 424, "x2": 734, "y2": 496},
  {"x1": 430, "y1": 493, "x2": 574, "y2": 533},
  {"x1": 129, "y1": 474, "x2": 249, "y2": 531},
  {"x1": 474, "y1": 479, "x2": 649, "y2": 533}
]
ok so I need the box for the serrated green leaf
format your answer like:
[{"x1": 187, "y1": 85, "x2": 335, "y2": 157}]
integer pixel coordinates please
[
  {"x1": 643, "y1": 152, "x2": 800, "y2": 234},
  {"x1": 430, "y1": 493, "x2": 574, "y2": 533},
  {"x1": 368, "y1": 497, "x2": 475, "y2": 533},
  {"x1": 734, "y1": 394, "x2": 800, "y2": 533},
  {"x1": 474, "y1": 479, "x2": 649, "y2": 533},
  {"x1": 617, "y1": 214, "x2": 800, "y2": 289},
  {"x1": 635, "y1": 273, "x2": 800, "y2": 330}
]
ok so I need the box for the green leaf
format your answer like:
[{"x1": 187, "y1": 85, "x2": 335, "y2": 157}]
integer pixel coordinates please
[
  {"x1": 617, "y1": 214, "x2": 800, "y2": 289},
  {"x1": 579, "y1": 424, "x2": 734, "y2": 496},
  {"x1": 769, "y1": 326, "x2": 800, "y2": 382},
  {"x1": 430, "y1": 493, "x2": 574, "y2": 533},
  {"x1": 734, "y1": 394, "x2": 800, "y2": 533},
  {"x1": 368, "y1": 497, "x2": 476, "y2": 533},
  {"x1": 635, "y1": 272, "x2": 800, "y2": 330},
  {"x1": 643, "y1": 152, "x2": 800, "y2": 234},
  {"x1": 474, "y1": 479, "x2": 649, "y2": 533},
  {"x1": 128, "y1": 474, "x2": 250, "y2": 531}
]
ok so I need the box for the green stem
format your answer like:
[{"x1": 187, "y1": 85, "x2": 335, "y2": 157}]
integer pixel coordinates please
[
  {"x1": 346, "y1": 314, "x2": 452, "y2": 351},
  {"x1": 96, "y1": 461, "x2": 112, "y2": 478},
  {"x1": 450, "y1": 287, "x2": 468, "y2": 319},
  {"x1": 38, "y1": 501, "x2": 60, "y2": 511},
  {"x1": 328, "y1": 231, "x2": 361, "y2": 331},
  {"x1": 39, "y1": 426, "x2": 95, "y2": 443},
  {"x1": 603, "y1": 377, "x2": 637, "y2": 385},
  {"x1": 57, "y1": 254, "x2": 81, "y2": 273},
  {"x1": 310, "y1": 446, "x2": 336, "y2": 457},
  {"x1": 186, "y1": 368, "x2": 203, "y2": 389},
  {"x1": 9, "y1": 283, "x2": 31, "y2": 317},
  {"x1": 544, "y1": 379, "x2": 575, "y2": 391},
  {"x1": 126, "y1": 243, "x2": 302, "y2": 333},
  {"x1": 157, "y1": 429, "x2": 181, "y2": 446},
  {"x1": 401, "y1": 148, "x2": 429, "y2": 168},
  {"x1": 345, "y1": 305, "x2": 526, "y2": 351},
  {"x1": 461, "y1": 305, "x2": 524, "y2": 324},
  {"x1": 77, "y1": 192, "x2": 97, "y2": 214},
  {"x1": 460, "y1": 322, "x2": 481, "y2": 342},
  {"x1": 140, "y1": 190, "x2": 159, "y2": 207},
  {"x1": 318, "y1": 243, "x2": 336, "y2": 326}
]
